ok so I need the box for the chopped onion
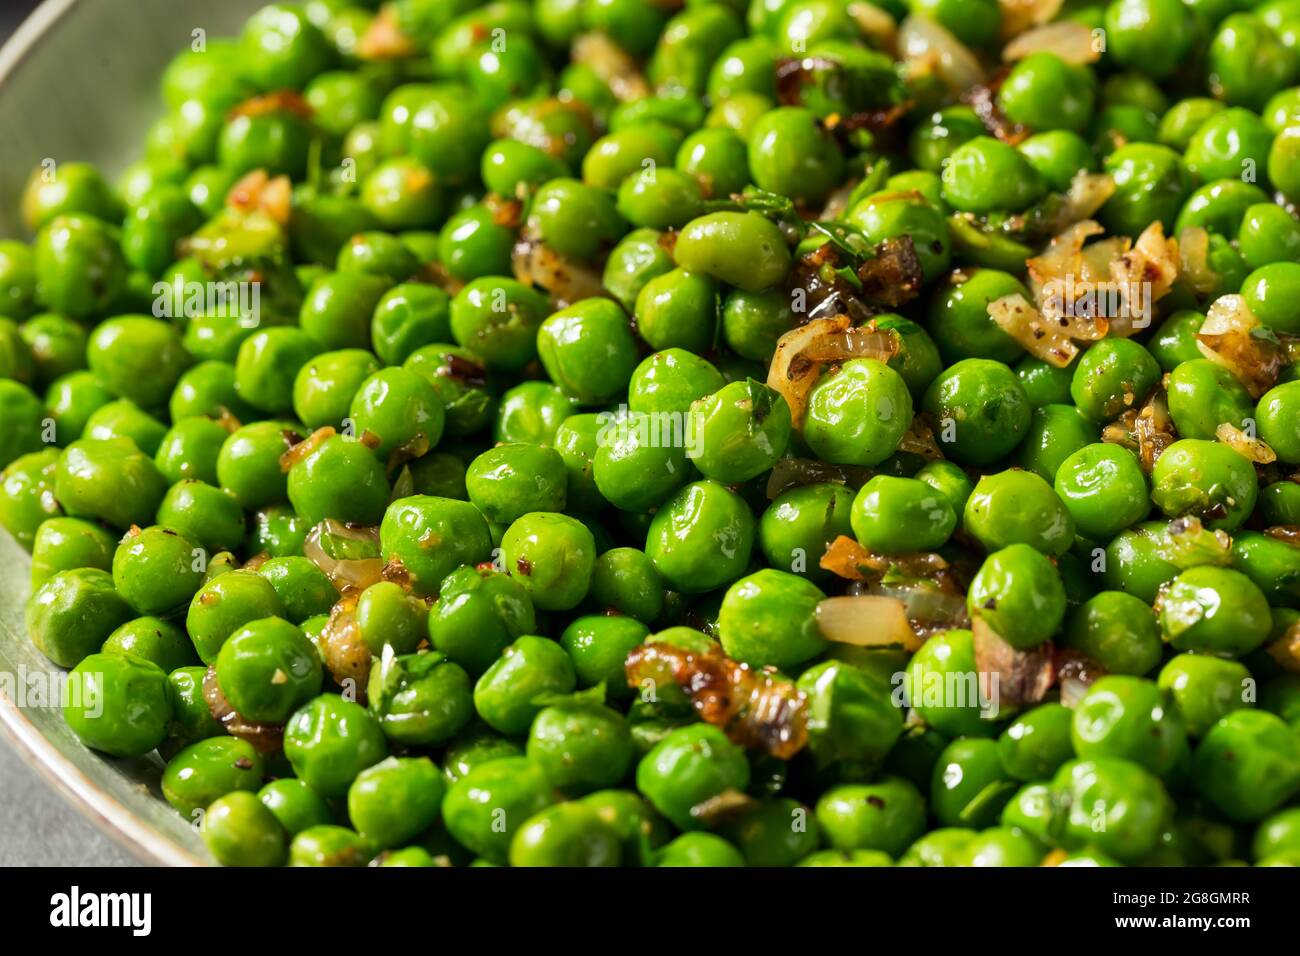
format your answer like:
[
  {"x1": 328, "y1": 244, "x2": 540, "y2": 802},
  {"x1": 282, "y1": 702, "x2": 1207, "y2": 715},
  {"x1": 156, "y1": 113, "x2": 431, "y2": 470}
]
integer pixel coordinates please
[
  {"x1": 303, "y1": 519, "x2": 384, "y2": 593},
  {"x1": 689, "y1": 790, "x2": 760, "y2": 827},
  {"x1": 512, "y1": 235, "x2": 609, "y2": 308},
  {"x1": 989, "y1": 292, "x2": 1081, "y2": 368},
  {"x1": 1217, "y1": 422, "x2": 1276, "y2": 464},
  {"x1": 1266, "y1": 619, "x2": 1300, "y2": 675},
  {"x1": 1196, "y1": 295, "x2": 1284, "y2": 398},
  {"x1": 1265, "y1": 526, "x2": 1300, "y2": 547},
  {"x1": 203, "y1": 666, "x2": 283, "y2": 752},
  {"x1": 571, "y1": 31, "x2": 650, "y2": 102},
  {"x1": 871, "y1": 579, "x2": 970, "y2": 636},
  {"x1": 279, "y1": 425, "x2": 333, "y2": 473},
  {"x1": 765, "y1": 457, "x2": 873, "y2": 499},
  {"x1": 848, "y1": 0, "x2": 899, "y2": 52},
  {"x1": 898, "y1": 14, "x2": 985, "y2": 92},
  {"x1": 227, "y1": 170, "x2": 292, "y2": 226},
  {"x1": 896, "y1": 414, "x2": 944, "y2": 460},
  {"x1": 820, "y1": 534, "x2": 951, "y2": 583},
  {"x1": 1055, "y1": 649, "x2": 1102, "y2": 708},
  {"x1": 816, "y1": 595, "x2": 924, "y2": 652},
  {"x1": 357, "y1": 5, "x2": 417, "y2": 60},
  {"x1": 972, "y1": 619, "x2": 1054, "y2": 714},
  {"x1": 1003, "y1": 20, "x2": 1098, "y2": 63},
  {"x1": 316, "y1": 591, "x2": 373, "y2": 698},
  {"x1": 999, "y1": 0, "x2": 1065, "y2": 37},
  {"x1": 767, "y1": 314, "x2": 899, "y2": 427},
  {"x1": 1154, "y1": 516, "x2": 1233, "y2": 569}
]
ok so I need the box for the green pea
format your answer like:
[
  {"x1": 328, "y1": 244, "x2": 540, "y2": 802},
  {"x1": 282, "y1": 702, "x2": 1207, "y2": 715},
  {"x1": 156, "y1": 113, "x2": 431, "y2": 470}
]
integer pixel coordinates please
[
  {"x1": 1158, "y1": 653, "x2": 1253, "y2": 738},
  {"x1": 1192, "y1": 710, "x2": 1300, "y2": 822},
  {"x1": 1063, "y1": 590, "x2": 1162, "y2": 676},
  {"x1": 805, "y1": 358, "x2": 912, "y2": 467},
  {"x1": 473, "y1": 635, "x2": 577, "y2": 734},
  {"x1": 967, "y1": 544, "x2": 1066, "y2": 649},
  {"x1": 636, "y1": 723, "x2": 750, "y2": 831},
  {"x1": 202, "y1": 790, "x2": 288, "y2": 868},
  {"x1": 29, "y1": 516, "x2": 115, "y2": 589},
  {"x1": 646, "y1": 480, "x2": 755, "y2": 593},
  {"x1": 673, "y1": 211, "x2": 792, "y2": 292},
  {"x1": 592, "y1": 411, "x2": 691, "y2": 512},
  {"x1": 346, "y1": 756, "x2": 446, "y2": 849},
  {"x1": 258, "y1": 779, "x2": 333, "y2": 838},
  {"x1": 509, "y1": 802, "x2": 622, "y2": 867},
  {"x1": 656, "y1": 832, "x2": 746, "y2": 867},
  {"x1": 527, "y1": 700, "x2": 635, "y2": 794},
  {"x1": 814, "y1": 778, "x2": 926, "y2": 858},
  {"x1": 288, "y1": 825, "x2": 373, "y2": 867},
  {"x1": 63, "y1": 651, "x2": 173, "y2": 757},
  {"x1": 1150, "y1": 438, "x2": 1258, "y2": 530},
  {"x1": 443, "y1": 756, "x2": 557, "y2": 863},
  {"x1": 795, "y1": 659, "x2": 903, "y2": 770},
  {"x1": 1160, "y1": 565, "x2": 1272, "y2": 656},
  {"x1": 998, "y1": 702, "x2": 1074, "y2": 782},
  {"x1": 905, "y1": 628, "x2": 998, "y2": 738},
  {"x1": 941, "y1": 137, "x2": 1045, "y2": 214},
  {"x1": 963, "y1": 468, "x2": 1075, "y2": 557},
  {"x1": 1048, "y1": 757, "x2": 1173, "y2": 861},
  {"x1": 500, "y1": 512, "x2": 596, "y2": 611},
  {"x1": 283, "y1": 693, "x2": 388, "y2": 799},
  {"x1": 850, "y1": 475, "x2": 955, "y2": 554},
  {"x1": 161, "y1": 736, "x2": 264, "y2": 819}
]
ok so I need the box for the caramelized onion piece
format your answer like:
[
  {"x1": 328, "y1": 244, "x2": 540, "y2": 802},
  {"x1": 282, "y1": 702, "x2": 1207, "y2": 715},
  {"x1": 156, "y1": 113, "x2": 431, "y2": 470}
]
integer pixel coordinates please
[
  {"x1": 571, "y1": 31, "x2": 650, "y2": 102},
  {"x1": 279, "y1": 425, "x2": 334, "y2": 473},
  {"x1": 303, "y1": 519, "x2": 385, "y2": 592},
  {"x1": 767, "y1": 314, "x2": 899, "y2": 427},
  {"x1": 972, "y1": 618, "x2": 1054, "y2": 714},
  {"x1": 1267, "y1": 621, "x2": 1300, "y2": 675},
  {"x1": 1216, "y1": 422, "x2": 1276, "y2": 464},
  {"x1": 625, "y1": 643, "x2": 809, "y2": 759},
  {"x1": 870, "y1": 578, "x2": 972, "y2": 637},
  {"x1": 816, "y1": 595, "x2": 924, "y2": 652},
  {"x1": 511, "y1": 235, "x2": 609, "y2": 308},
  {"x1": 230, "y1": 90, "x2": 313, "y2": 120},
  {"x1": 1003, "y1": 20, "x2": 1098, "y2": 63},
  {"x1": 896, "y1": 414, "x2": 944, "y2": 460},
  {"x1": 1055, "y1": 649, "x2": 1103, "y2": 708},
  {"x1": 1265, "y1": 526, "x2": 1300, "y2": 547},
  {"x1": 1196, "y1": 295, "x2": 1284, "y2": 398},
  {"x1": 357, "y1": 5, "x2": 417, "y2": 60},
  {"x1": 898, "y1": 14, "x2": 985, "y2": 93},
  {"x1": 764, "y1": 457, "x2": 874, "y2": 499},
  {"x1": 1101, "y1": 381, "x2": 1177, "y2": 472},
  {"x1": 998, "y1": 0, "x2": 1065, "y2": 38},
  {"x1": 1177, "y1": 226, "x2": 1217, "y2": 297},
  {"x1": 989, "y1": 292, "x2": 1081, "y2": 368},
  {"x1": 819, "y1": 534, "x2": 951, "y2": 582},
  {"x1": 203, "y1": 666, "x2": 283, "y2": 753},
  {"x1": 1154, "y1": 516, "x2": 1233, "y2": 569},
  {"x1": 316, "y1": 591, "x2": 372, "y2": 699},
  {"x1": 227, "y1": 170, "x2": 292, "y2": 225}
]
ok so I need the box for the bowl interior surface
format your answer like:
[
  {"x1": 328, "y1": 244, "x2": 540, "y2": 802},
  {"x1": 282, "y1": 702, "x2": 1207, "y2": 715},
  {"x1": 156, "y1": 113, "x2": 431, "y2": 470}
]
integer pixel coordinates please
[{"x1": 0, "y1": 0, "x2": 267, "y2": 865}]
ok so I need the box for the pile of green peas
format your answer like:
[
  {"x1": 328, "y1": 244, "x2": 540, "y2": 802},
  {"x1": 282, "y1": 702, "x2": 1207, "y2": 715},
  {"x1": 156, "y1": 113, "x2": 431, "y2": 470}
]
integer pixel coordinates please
[{"x1": 3, "y1": 0, "x2": 1300, "y2": 868}]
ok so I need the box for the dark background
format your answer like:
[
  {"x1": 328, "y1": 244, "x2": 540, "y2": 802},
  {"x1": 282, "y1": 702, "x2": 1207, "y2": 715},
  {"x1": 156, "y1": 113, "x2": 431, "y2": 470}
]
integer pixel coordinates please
[{"x1": 1, "y1": 0, "x2": 41, "y2": 41}]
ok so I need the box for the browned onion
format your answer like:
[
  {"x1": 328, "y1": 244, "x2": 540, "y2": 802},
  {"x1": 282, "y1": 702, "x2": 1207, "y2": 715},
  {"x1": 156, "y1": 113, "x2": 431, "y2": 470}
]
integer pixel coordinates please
[
  {"x1": 1217, "y1": 422, "x2": 1276, "y2": 464},
  {"x1": 972, "y1": 619, "x2": 1054, "y2": 713},
  {"x1": 303, "y1": 519, "x2": 384, "y2": 593},
  {"x1": 767, "y1": 314, "x2": 899, "y2": 427},
  {"x1": 1196, "y1": 294, "x2": 1284, "y2": 398},
  {"x1": 1003, "y1": 20, "x2": 1098, "y2": 63},
  {"x1": 511, "y1": 235, "x2": 609, "y2": 308},
  {"x1": 898, "y1": 14, "x2": 985, "y2": 92}
]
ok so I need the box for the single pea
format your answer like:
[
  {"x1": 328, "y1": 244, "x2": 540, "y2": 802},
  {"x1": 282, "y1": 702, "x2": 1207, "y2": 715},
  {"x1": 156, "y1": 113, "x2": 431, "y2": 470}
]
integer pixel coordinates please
[
  {"x1": 804, "y1": 358, "x2": 913, "y2": 467},
  {"x1": 494, "y1": 380, "x2": 579, "y2": 445},
  {"x1": 1238, "y1": 203, "x2": 1300, "y2": 270},
  {"x1": 1100, "y1": 521, "x2": 1181, "y2": 603},
  {"x1": 527, "y1": 700, "x2": 635, "y2": 794},
  {"x1": 1071, "y1": 675, "x2": 1189, "y2": 776},
  {"x1": 716, "y1": 568, "x2": 826, "y2": 670},
  {"x1": 283, "y1": 693, "x2": 388, "y2": 799},
  {"x1": 370, "y1": 283, "x2": 452, "y2": 366},
  {"x1": 686, "y1": 379, "x2": 791, "y2": 483},
  {"x1": 103, "y1": 616, "x2": 195, "y2": 673},
  {"x1": 216, "y1": 617, "x2": 322, "y2": 725},
  {"x1": 429, "y1": 565, "x2": 536, "y2": 676},
  {"x1": 245, "y1": 503, "x2": 310, "y2": 559},
  {"x1": 287, "y1": 434, "x2": 389, "y2": 526},
  {"x1": 161, "y1": 736, "x2": 264, "y2": 819},
  {"x1": 592, "y1": 412, "x2": 691, "y2": 512},
  {"x1": 449, "y1": 277, "x2": 550, "y2": 374},
  {"x1": 1062, "y1": 590, "x2": 1163, "y2": 676},
  {"x1": 537, "y1": 297, "x2": 641, "y2": 404},
  {"x1": 603, "y1": 228, "x2": 677, "y2": 313},
  {"x1": 656, "y1": 832, "x2": 746, "y2": 867},
  {"x1": 1150, "y1": 438, "x2": 1258, "y2": 530},
  {"x1": 442, "y1": 756, "x2": 557, "y2": 864},
  {"x1": 1232, "y1": 529, "x2": 1300, "y2": 608},
  {"x1": 473, "y1": 634, "x2": 577, "y2": 735},
  {"x1": 646, "y1": 480, "x2": 755, "y2": 594},
  {"x1": 636, "y1": 723, "x2": 750, "y2": 831},
  {"x1": 998, "y1": 52, "x2": 1095, "y2": 132},
  {"x1": 367, "y1": 649, "x2": 474, "y2": 747},
  {"x1": 258, "y1": 779, "x2": 333, "y2": 838},
  {"x1": 963, "y1": 469, "x2": 1075, "y2": 557},
  {"x1": 795, "y1": 660, "x2": 904, "y2": 771},
  {"x1": 63, "y1": 652, "x2": 173, "y2": 757},
  {"x1": 967, "y1": 544, "x2": 1066, "y2": 649},
  {"x1": 998, "y1": 702, "x2": 1075, "y2": 782},
  {"x1": 354, "y1": 580, "x2": 428, "y2": 656},
  {"x1": 347, "y1": 756, "x2": 446, "y2": 850},
  {"x1": 1018, "y1": 130, "x2": 1096, "y2": 192},
  {"x1": 1014, "y1": 404, "x2": 1099, "y2": 483},
  {"x1": 256, "y1": 556, "x2": 335, "y2": 625},
  {"x1": 500, "y1": 512, "x2": 596, "y2": 611},
  {"x1": 1175, "y1": 178, "x2": 1271, "y2": 237},
  {"x1": 851, "y1": 475, "x2": 956, "y2": 555},
  {"x1": 201, "y1": 790, "x2": 288, "y2": 868},
  {"x1": 1158, "y1": 653, "x2": 1253, "y2": 737},
  {"x1": 585, "y1": 549, "x2": 664, "y2": 625},
  {"x1": 1192, "y1": 710, "x2": 1300, "y2": 822},
  {"x1": 1048, "y1": 757, "x2": 1173, "y2": 862},
  {"x1": 1053, "y1": 443, "x2": 1150, "y2": 540},
  {"x1": 32, "y1": 215, "x2": 127, "y2": 319},
  {"x1": 28, "y1": 516, "x2": 115, "y2": 589},
  {"x1": 814, "y1": 778, "x2": 927, "y2": 858},
  {"x1": 288, "y1": 825, "x2": 373, "y2": 867},
  {"x1": 923, "y1": 359, "x2": 1030, "y2": 467},
  {"x1": 508, "y1": 802, "x2": 622, "y2": 867},
  {"x1": 1259, "y1": 480, "x2": 1300, "y2": 525},
  {"x1": 1166, "y1": 358, "x2": 1254, "y2": 441},
  {"x1": 905, "y1": 628, "x2": 999, "y2": 738},
  {"x1": 527, "y1": 178, "x2": 627, "y2": 263},
  {"x1": 1100, "y1": 143, "x2": 1192, "y2": 236},
  {"x1": 930, "y1": 737, "x2": 1017, "y2": 829},
  {"x1": 1159, "y1": 565, "x2": 1272, "y2": 657},
  {"x1": 291, "y1": 349, "x2": 381, "y2": 431},
  {"x1": 673, "y1": 211, "x2": 791, "y2": 292},
  {"x1": 403, "y1": 344, "x2": 498, "y2": 438},
  {"x1": 628, "y1": 347, "x2": 728, "y2": 417},
  {"x1": 758, "y1": 482, "x2": 854, "y2": 582},
  {"x1": 941, "y1": 137, "x2": 1046, "y2": 214}
]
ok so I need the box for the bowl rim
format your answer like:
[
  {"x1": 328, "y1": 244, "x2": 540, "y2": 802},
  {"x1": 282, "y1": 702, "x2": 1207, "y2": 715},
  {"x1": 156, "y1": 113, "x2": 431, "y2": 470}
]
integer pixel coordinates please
[{"x1": 0, "y1": 0, "x2": 203, "y2": 868}]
